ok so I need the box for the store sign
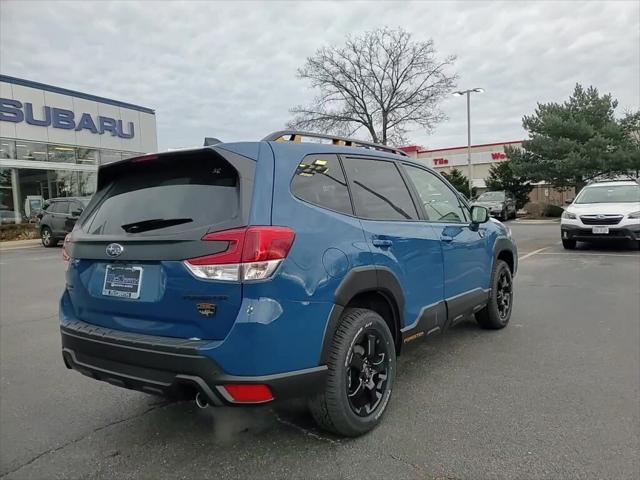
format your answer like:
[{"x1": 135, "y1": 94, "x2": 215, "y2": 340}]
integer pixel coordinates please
[
  {"x1": 429, "y1": 150, "x2": 509, "y2": 167},
  {"x1": 0, "y1": 98, "x2": 135, "y2": 139}
]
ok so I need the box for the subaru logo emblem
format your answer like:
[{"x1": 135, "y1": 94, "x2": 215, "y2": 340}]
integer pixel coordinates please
[
  {"x1": 105, "y1": 243, "x2": 124, "y2": 257},
  {"x1": 596, "y1": 214, "x2": 605, "y2": 220}
]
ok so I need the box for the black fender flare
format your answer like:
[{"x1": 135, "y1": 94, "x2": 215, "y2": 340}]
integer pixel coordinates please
[
  {"x1": 319, "y1": 266, "x2": 405, "y2": 364},
  {"x1": 493, "y1": 236, "x2": 518, "y2": 275}
]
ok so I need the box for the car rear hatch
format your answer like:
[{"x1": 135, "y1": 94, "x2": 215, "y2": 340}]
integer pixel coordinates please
[{"x1": 64, "y1": 147, "x2": 256, "y2": 341}]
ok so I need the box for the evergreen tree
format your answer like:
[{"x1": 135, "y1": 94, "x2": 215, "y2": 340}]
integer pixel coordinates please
[{"x1": 509, "y1": 84, "x2": 637, "y2": 191}]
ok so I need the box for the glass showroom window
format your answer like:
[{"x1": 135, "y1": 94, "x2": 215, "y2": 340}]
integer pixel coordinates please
[
  {"x1": 76, "y1": 171, "x2": 97, "y2": 197},
  {"x1": 0, "y1": 139, "x2": 16, "y2": 159},
  {"x1": 76, "y1": 148, "x2": 99, "y2": 165},
  {"x1": 100, "y1": 150, "x2": 122, "y2": 165},
  {"x1": 48, "y1": 145, "x2": 76, "y2": 163},
  {"x1": 0, "y1": 168, "x2": 16, "y2": 224},
  {"x1": 16, "y1": 142, "x2": 48, "y2": 162}
]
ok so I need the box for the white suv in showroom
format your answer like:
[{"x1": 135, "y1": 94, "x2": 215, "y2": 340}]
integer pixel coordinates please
[{"x1": 561, "y1": 180, "x2": 640, "y2": 249}]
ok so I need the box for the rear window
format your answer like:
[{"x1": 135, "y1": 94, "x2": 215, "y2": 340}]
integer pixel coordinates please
[
  {"x1": 291, "y1": 154, "x2": 353, "y2": 215},
  {"x1": 85, "y1": 153, "x2": 240, "y2": 236}
]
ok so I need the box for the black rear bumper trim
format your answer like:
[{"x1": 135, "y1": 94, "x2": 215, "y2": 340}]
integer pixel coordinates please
[{"x1": 60, "y1": 320, "x2": 327, "y2": 405}]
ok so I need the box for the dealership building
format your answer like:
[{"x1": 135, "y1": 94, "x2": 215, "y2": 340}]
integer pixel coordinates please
[
  {"x1": 399, "y1": 140, "x2": 523, "y2": 189},
  {"x1": 0, "y1": 75, "x2": 157, "y2": 224}
]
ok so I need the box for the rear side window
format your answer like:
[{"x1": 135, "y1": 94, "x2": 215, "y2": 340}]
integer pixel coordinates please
[
  {"x1": 85, "y1": 153, "x2": 240, "y2": 235},
  {"x1": 291, "y1": 154, "x2": 353, "y2": 215},
  {"x1": 52, "y1": 201, "x2": 69, "y2": 214},
  {"x1": 342, "y1": 157, "x2": 418, "y2": 221}
]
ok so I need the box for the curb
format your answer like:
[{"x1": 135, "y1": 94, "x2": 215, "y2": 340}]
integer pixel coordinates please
[{"x1": 0, "y1": 239, "x2": 42, "y2": 251}]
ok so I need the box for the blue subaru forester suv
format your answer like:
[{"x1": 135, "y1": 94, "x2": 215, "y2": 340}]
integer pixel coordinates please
[{"x1": 60, "y1": 131, "x2": 517, "y2": 437}]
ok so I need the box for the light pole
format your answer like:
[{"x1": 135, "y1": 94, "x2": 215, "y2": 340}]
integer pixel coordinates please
[{"x1": 452, "y1": 88, "x2": 484, "y2": 198}]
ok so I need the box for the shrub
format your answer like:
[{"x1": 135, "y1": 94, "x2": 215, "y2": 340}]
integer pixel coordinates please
[
  {"x1": 522, "y1": 202, "x2": 564, "y2": 218},
  {"x1": 0, "y1": 223, "x2": 38, "y2": 241},
  {"x1": 543, "y1": 204, "x2": 564, "y2": 217}
]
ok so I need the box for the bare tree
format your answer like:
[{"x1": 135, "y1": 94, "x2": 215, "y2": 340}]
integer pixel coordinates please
[{"x1": 288, "y1": 27, "x2": 457, "y2": 145}]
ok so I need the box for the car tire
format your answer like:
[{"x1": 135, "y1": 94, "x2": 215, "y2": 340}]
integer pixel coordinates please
[
  {"x1": 500, "y1": 209, "x2": 507, "y2": 222},
  {"x1": 475, "y1": 259, "x2": 513, "y2": 330},
  {"x1": 562, "y1": 239, "x2": 576, "y2": 250},
  {"x1": 41, "y1": 227, "x2": 57, "y2": 247},
  {"x1": 308, "y1": 308, "x2": 396, "y2": 437}
]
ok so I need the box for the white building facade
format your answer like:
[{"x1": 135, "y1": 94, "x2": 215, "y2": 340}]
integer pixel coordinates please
[
  {"x1": 400, "y1": 141, "x2": 523, "y2": 189},
  {"x1": 0, "y1": 75, "x2": 157, "y2": 224}
]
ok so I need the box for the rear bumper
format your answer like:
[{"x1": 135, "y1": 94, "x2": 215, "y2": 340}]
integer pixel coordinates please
[
  {"x1": 60, "y1": 319, "x2": 327, "y2": 406},
  {"x1": 561, "y1": 224, "x2": 640, "y2": 241}
]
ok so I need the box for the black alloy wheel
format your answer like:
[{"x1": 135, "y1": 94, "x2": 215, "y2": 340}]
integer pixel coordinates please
[
  {"x1": 346, "y1": 329, "x2": 390, "y2": 417},
  {"x1": 475, "y1": 259, "x2": 513, "y2": 329},
  {"x1": 308, "y1": 308, "x2": 396, "y2": 437},
  {"x1": 495, "y1": 268, "x2": 513, "y2": 321}
]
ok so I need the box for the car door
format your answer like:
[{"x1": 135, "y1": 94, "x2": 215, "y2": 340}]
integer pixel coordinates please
[
  {"x1": 401, "y1": 164, "x2": 493, "y2": 324},
  {"x1": 65, "y1": 201, "x2": 83, "y2": 234},
  {"x1": 341, "y1": 156, "x2": 445, "y2": 335},
  {"x1": 56, "y1": 201, "x2": 72, "y2": 236},
  {"x1": 48, "y1": 201, "x2": 67, "y2": 236}
]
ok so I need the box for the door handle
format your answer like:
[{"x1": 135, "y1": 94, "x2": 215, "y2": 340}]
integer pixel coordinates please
[
  {"x1": 440, "y1": 235, "x2": 453, "y2": 243},
  {"x1": 372, "y1": 238, "x2": 393, "y2": 248}
]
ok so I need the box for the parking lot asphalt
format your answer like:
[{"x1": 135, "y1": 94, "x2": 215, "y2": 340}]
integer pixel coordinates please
[{"x1": 1, "y1": 223, "x2": 638, "y2": 480}]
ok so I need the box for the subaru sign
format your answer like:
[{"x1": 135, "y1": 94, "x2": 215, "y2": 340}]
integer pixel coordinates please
[{"x1": 0, "y1": 98, "x2": 134, "y2": 139}]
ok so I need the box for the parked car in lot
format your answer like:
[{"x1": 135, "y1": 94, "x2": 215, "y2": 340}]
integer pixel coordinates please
[
  {"x1": 39, "y1": 197, "x2": 91, "y2": 247},
  {"x1": 561, "y1": 180, "x2": 640, "y2": 249},
  {"x1": 59, "y1": 131, "x2": 518, "y2": 437},
  {"x1": 472, "y1": 190, "x2": 517, "y2": 221}
]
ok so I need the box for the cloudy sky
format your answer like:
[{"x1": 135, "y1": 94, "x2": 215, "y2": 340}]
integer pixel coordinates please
[{"x1": 1, "y1": 0, "x2": 638, "y2": 151}]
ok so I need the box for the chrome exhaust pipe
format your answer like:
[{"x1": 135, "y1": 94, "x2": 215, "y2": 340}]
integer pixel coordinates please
[{"x1": 195, "y1": 391, "x2": 209, "y2": 409}]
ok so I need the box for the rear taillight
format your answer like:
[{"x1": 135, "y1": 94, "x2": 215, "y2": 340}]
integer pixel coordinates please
[
  {"x1": 62, "y1": 234, "x2": 72, "y2": 270},
  {"x1": 184, "y1": 226, "x2": 295, "y2": 282}
]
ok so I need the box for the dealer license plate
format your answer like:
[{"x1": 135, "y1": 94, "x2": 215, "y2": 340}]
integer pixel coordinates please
[
  {"x1": 102, "y1": 265, "x2": 143, "y2": 299},
  {"x1": 592, "y1": 226, "x2": 609, "y2": 234}
]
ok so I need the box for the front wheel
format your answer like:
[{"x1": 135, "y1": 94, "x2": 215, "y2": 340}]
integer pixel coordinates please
[
  {"x1": 308, "y1": 308, "x2": 396, "y2": 437},
  {"x1": 476, "y1": 259, "x2": 513, "y2": 329},
  {"x1": 562, "y1": 239, "x2": 576, "y2": 250}
]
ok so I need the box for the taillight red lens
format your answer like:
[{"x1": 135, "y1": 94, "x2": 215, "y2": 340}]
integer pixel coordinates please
[
  {"x1": 184, "y1": 226, "x2": 295, "y2": 281},
  {"x1": 241, "y1": 227, "x2": 295, "y2": 262},
  {"x1": 222, "y1": 384, "x2": 274, "y2": 403},
  {"x1": 188, "y1": 228, "x2": 246, "y2": 265}
]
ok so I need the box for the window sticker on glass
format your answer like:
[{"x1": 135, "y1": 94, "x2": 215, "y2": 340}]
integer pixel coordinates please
[
  {"x1": 291, "y1": 155, "x2": 353, "y2": 215},
  {"x1": 296, "y1": 158, "x2": 329, "y2": 176}
]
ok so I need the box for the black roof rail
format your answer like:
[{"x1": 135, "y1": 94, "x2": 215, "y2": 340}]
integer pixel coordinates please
[{"x1": 262, "y1": 130, "x2": 408, "y2": 157}]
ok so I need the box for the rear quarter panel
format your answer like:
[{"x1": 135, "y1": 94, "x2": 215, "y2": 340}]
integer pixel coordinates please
[{"x1": 213, "y1": 143, "x2": 374, "y2": 374}]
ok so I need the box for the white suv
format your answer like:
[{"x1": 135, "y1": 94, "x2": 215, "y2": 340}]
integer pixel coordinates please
[{"x1": 561, "y1": 180, "x2": 640, "y2": 249}]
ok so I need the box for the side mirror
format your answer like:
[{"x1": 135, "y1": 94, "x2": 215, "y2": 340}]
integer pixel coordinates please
[
  {"x1": 564, "y1": 199, "x2": 573, "y2": 205},
  {"x1": 470, "y1": 205, "x2": 490, "y2": 224},
  {"x1": 71, "y1": 208, "x2": 83, "y2": 217}
]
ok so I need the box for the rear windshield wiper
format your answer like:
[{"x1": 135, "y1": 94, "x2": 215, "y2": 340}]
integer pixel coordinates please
[{"x1": 121, "y1": 218, "x2": 193, "y2": 233}]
